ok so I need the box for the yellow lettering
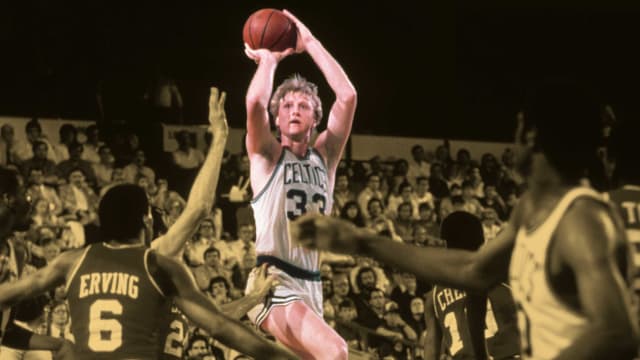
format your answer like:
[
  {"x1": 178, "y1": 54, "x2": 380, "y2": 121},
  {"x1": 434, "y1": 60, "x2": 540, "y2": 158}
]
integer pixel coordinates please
[
  {"x1": 128, "y1": 276, "x2": 139, "y2": 299},
  {"x1": 454, "y1": 290, "x2": 466, "y2": 300},
  {"x1": 437, "y1": 291, "x2": 446, "y2": 312},
  {"x1": 89, "y1": 273, "x2": 100, "y2": 296},
  {"x1": 110, "y1": 272, "x2": 118, "y2": 294},
  {"x1": 444, "y1": 288, "x2": 455, "y2": 305},
  {"x1": 116, "y1": 273, "x2": 129, "y2": 295},
  {"x1": 79, "y1": 274, "x2": 90, "y2": 298},
  {"x1": 101, "y1": 273, "x2": 114, "y2": 294}
]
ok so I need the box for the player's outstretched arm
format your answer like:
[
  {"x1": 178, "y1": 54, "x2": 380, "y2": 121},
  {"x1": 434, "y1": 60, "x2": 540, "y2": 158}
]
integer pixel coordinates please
[
  {"x1": 0, "y1": 249, "x2": 80, "y2": 309},
  {"x1": 553, "y1": 200, "x2": 639, "y2": 360},
  {"x1": 292, "y1": 212, "x2": 517, "y2": 293},
  {"x1": 156, "y1": 254, "x2": 297, "y2": 360},
  {"x1": 244, "y1": 45, "x2": 292, "y2": 160},
  {"x1": 282, "y1": 9, "x2": 357, "y2": 169},
  {"x1": 218, "y1": 263, "x2": 279, "y2": 319},
  {"x1": 423, "y1": 292, "x2": 441, "y2": 360},
  {"x1": 153, "y1": 87, "x2": 229, "y2": 258}
]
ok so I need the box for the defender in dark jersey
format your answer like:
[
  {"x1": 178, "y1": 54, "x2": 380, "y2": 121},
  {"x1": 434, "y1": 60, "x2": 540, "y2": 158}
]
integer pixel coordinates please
[
  {"x1": 425, "y1": 212, "x2": 520, "y2": 360},
  {"x1": 0, "y1": 184, "x2": 297, "y2": 360}
]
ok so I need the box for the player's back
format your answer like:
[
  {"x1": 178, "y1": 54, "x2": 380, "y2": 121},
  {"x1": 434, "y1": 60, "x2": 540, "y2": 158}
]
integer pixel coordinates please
[
  {"x1": 432, "y1": 285, "x2": 476, "y2": 359},
  {"x1": 608, "y1": 185, "x2": 640, "y2": 281},
  {"x1": 433, "y1": 284, "x2": 520, "y2": 360},
  {"x1": 65, "y1": 243, "x2": 166, "y2": 360}
]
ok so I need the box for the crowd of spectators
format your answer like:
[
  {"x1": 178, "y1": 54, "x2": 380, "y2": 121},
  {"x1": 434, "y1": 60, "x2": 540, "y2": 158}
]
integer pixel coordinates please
[{"x1": 0, "y1": 115, "x2": 613, "y2": 359}]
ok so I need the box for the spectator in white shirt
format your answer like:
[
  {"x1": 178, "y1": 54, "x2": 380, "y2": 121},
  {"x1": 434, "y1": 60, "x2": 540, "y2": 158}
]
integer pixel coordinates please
[
  {"x1": 172, "y1": 130, "x2": 205, "y2": 170},
  {"x1": 122, "y1": 149, "x2": 155, "y2": 184},
  {"x1": 357, "y1": 173, "x2": 384, "y2": 220},
  {"x1": 406, "y1": 144, "x2": 430, "y2": 186}
]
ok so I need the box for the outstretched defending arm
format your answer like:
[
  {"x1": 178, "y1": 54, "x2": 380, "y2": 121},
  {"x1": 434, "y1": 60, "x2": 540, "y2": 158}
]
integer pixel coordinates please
[
  {"x1": 283, "y1": 10, "x2": 357, "y2": 170},
  {"x1": 152, "y1": 87, "x2": 229, "y2": 258},
  {"x1": 292, "y1": 209, "x2": 519, "y2": 293},
  {"x1": 0, "y1": 249, "x2": 81, "y2": 309},
  {"x1": 156, "y1": 254, "x2": 297, "y2": 360}
]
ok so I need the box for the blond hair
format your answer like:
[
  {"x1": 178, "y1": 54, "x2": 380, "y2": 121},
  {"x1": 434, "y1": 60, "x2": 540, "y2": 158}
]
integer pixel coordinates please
[{"x1": 269, "y1": 74, "x2": 323, "y2": 122}]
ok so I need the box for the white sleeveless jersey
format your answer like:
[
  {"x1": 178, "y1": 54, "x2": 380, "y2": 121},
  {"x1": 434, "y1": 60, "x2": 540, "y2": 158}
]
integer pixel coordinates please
[
  {"x1": 509, "y1": 187, "x2": 603, "y2": 360},
  {"x1": 251, "y1": 148, "x2": 333, "y2": 272}
]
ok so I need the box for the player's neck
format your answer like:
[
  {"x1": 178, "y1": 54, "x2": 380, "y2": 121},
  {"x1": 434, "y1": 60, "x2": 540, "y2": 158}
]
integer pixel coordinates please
[{"x1": 281, "y1": 137, "x2": 310, "y2": 158}]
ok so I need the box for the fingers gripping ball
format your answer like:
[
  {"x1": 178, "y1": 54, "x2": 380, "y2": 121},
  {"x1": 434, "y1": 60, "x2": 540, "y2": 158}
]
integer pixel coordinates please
[{"x1": 242, "y1": 9, "x2": 297, "y2": 52}]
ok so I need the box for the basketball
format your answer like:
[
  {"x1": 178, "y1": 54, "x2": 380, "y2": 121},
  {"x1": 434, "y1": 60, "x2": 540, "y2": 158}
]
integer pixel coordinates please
[{"x1": 242, "y1": 9, "x2": 297, "y2": 52}]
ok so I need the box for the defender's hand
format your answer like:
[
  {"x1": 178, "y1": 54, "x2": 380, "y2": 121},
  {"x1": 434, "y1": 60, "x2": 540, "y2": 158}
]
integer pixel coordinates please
[
  {"x1": 291, "y1": 213, "x2": 363, "y2": 254},
  {"x1": 208, "y1": 87, "x2": 228, "y2": 137}
]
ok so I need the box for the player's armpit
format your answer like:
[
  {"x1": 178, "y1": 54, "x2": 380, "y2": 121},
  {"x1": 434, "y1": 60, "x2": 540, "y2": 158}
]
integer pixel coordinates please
[{"x1": 553, "y1": 201, "x2": 640, "y2": 359}]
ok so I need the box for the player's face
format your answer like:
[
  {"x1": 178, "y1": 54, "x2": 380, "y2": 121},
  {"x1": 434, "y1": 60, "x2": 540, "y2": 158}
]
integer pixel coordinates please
[{"x1": 277, "y1": 91, "x2": 317, "y2": 141}]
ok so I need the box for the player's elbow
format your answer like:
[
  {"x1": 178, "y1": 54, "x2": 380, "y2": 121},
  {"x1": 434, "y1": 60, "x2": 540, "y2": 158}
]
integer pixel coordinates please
[
  {"x1": 337, "y1": 88, "x2": 357, "y2": 107},
  {"x1": 463, "y1": 261, "x2": 497, "y2": 293}
]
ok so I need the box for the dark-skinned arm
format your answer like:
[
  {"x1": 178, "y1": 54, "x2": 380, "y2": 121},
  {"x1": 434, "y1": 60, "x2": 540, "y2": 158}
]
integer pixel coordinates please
[{"x1": 424, "y1": 291, "x2": 442, "y2": 360}]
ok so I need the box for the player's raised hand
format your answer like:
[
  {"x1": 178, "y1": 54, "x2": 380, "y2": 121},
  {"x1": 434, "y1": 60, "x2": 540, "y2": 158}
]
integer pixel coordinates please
[
  {"x1": 244, "y1": 43, "x2": 294, "y2": 65},
  {"x1": 248, "y1": 263, "x2": 280, "y2": 300},
  {"x1": 208, "y1": 87, "x2": 228, "y2": 137},
  {"x1": 291, "y1": 213, "x2": 363, "y2": 254},
  {"x1": 282, "y1": 9, "x2": 315, "y2": 54}
]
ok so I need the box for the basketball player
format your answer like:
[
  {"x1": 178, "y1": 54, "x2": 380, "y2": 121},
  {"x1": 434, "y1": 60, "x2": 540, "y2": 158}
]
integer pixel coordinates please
[
  {"x1": 294, "y1": 79, "x2": 639, "y2": 359},
  {"x1": 424, "y1": 211, "x2": 519, "y2": 360},
  {"x1": 151, "y1": 88, "x2": 281, "y2": 360},
  {"x1": 0, "y1": 168, "x2": 74, "y2": 359},
  {"x1": 243, "y1": 9, "x2": 357, "y2": 360},
  {"x1": 605, "y1": 119, "x2": 640, "y2": 322},
  {"x1": 0, "y1": 184, "x2": 297, "y2": 360}
]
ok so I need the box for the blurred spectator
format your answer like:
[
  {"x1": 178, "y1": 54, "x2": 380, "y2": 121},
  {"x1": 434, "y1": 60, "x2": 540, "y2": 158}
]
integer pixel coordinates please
[
  {"x1": 365, "y1": 198, "x2": 400, "y2": 241},
  {"x1": 147, "y1": 74, "x2": 184, "y2": 124},
  {"x1": 113, "y1": 132, "x2": 141, "y2": 167},
  {"x1": 412, "y1": 176, "x2": 435, "y2": 215},
  {"x1": 50, "y1": 124, "x2": 76, "y2": 164},
  {"x1": 185, "y1": 218, "x2": 219, "y2": 267},
  {"x1": 392, "y1": 202, "x2": 415, "y2": 243},
  {"x1": 387, "y1": 182, "x2": 416, "y2": 219},
  {"x1": 207, "y1": 276, "x2": 233, "y2": 306},
  {"x1": 449, "y1": 148, "x2": 473, "y2": 186},
  {"x1": 415, "y1": 203, "x2": 440, "y2": 238},
  {"x1": 335, "y1": 298, "x2": 361, "y2": 349},
  {"x1": 480, "y1": 183, "x2": 507, "y2": 221},
  {"x1": 98, "y1": 167, "x2": 126, "y2": 197},
  {"x1": 13, "y1": 118, "x2": 56, "y2": 164},
  {"x1": 327, "y1": 272, "x2": 354, "y2": 313},
  {"x1": 123, "y1": 149, "x2": 155, "y2": 184},
  {"x1": 468, "y1": 166, "x2": 485, "y2": 198},
  {"x1": 339, "y1": 201, "x2": 366, "y2": 227},
  {"x1": 25, "y1": 167, "x2": 63, "y2": 215},
  {"x1": 357, "y1": 173, "x2": 384, "y2": 220},
  {"x1": 374, "y1": 300, "x2": 417, "y2": 359},
  {"x1": 185, "y1": 334, "x2": 220, "y2": 360},
  {"x1": 92, "y1": 145, "x2": 115, "y2": 189},
  {"x1": 192, "y1": 248, "x2": 231, "y2": 291},
  {"x1": 433, "y1": 143, "x2": 454, "y2": 179},
  {"x1": 30, "y1": 198, "x2": 64, "y2": 230},
  {"x1": 58, "y1": 168, "x2": 99, "y2": 248},
  {"x1": 501, "y1": 147, "x2": 524, "y2": 187},
  {"x1": 81, "y1": 125, "x2": 103, "y2": 164},
  {"x1": 48, "y1": 300, "x2": 74, "y2": 342},
  {"x1": 406, "y1": 144, "x2": 431, "y2": 186},
  {"x1": 480, "y1": 152, "x2": 500, "y2": 185},
  {"x1": 356, "y1": 287, "x2": 386, "y2": 330},
  {"x1": 218, "y1": 222, "x2": 255, "y2": 272},
  {"x1": 332, "y1": 170, "x2": 356, "y2": 216},
  {"x1": 172, "y1": 130, "x2": 204, "y2": 170},
  {"x1": 428, "y1": 163, "x2": 450, "y2": 200},
  {"x1": 460, "y1": 180, "x2": 483, "y2": 217},
  {"x1": 20, "y1": 141, "x2": 58, "y2": 184},
  {"x1": 56, "y1": 142, "x2": 97, "y2": 188},
  {"x1": 404, "y1": 296, "x2": 427, "y2": 357},
  {"x1": 160, "y1": 191, "x2": 186, "y2": 229},
  {"x1": 481, "y1": 208, "x2": 502, "y2": 242},
  {"x1": 218, "y1": 153, "x2": 252, "y2": 237},
  {"x1": 231, "y1": 251, "x2": 256, "y2": 291},
  {"x1": 0, "y1": 124, "x2": 16, "y2": 166}
]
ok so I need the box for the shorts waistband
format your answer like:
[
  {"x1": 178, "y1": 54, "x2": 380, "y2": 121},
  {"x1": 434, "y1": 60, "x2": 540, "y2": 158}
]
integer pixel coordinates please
[{"x1": 256, "y1": 255, "x2": 321, "y2": 282}]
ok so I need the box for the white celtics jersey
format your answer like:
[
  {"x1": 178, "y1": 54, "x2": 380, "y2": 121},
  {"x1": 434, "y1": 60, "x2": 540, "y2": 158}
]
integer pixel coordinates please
[
  {"x1": 251, "y1": 147, "x2": 332, "y2": 272},
  {"x1": 509, "y1": 187, "x2": 603, "y2": 360}
]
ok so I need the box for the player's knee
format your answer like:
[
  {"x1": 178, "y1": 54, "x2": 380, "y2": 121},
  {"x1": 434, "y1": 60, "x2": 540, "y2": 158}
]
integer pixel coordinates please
[{"x1": 323, "y1": 335, "x2": 348, "y2": 360}]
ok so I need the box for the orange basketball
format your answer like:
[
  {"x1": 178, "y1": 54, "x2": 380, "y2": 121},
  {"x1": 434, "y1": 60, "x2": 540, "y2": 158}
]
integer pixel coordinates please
[{"x1": 242, "y1": 9, "x2": 297, "y2": 52}]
